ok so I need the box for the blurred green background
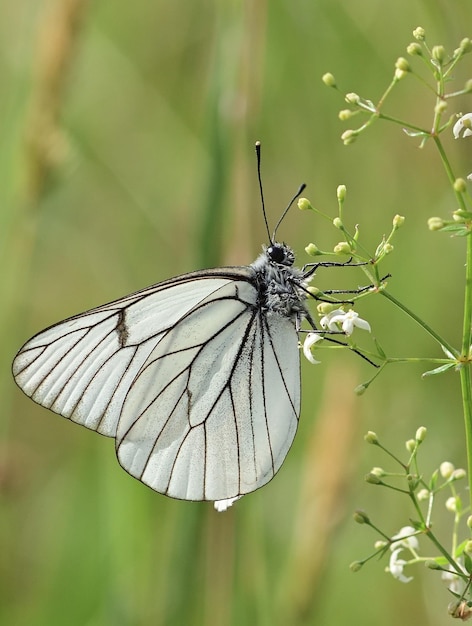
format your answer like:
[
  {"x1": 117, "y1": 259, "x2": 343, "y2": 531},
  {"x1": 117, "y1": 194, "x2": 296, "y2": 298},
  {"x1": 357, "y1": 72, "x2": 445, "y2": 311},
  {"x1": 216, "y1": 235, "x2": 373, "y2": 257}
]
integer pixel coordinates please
[{"x1": 2, "y1": 1, "x2": 472, "y2": 624}]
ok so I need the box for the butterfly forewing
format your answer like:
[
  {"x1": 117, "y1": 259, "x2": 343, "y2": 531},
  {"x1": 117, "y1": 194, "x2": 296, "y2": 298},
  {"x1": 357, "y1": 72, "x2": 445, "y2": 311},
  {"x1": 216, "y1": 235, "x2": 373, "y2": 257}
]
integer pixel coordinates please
[{"x1": 13, "y1": 258, "x2": 303, "y2": 503}]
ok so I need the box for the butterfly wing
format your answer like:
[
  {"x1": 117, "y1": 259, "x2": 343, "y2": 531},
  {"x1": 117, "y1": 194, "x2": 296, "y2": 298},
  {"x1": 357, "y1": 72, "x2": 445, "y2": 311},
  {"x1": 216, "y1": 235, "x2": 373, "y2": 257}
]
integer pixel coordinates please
[{"x1": 12, "y1": 268, "x2": 300, "y2": 501}]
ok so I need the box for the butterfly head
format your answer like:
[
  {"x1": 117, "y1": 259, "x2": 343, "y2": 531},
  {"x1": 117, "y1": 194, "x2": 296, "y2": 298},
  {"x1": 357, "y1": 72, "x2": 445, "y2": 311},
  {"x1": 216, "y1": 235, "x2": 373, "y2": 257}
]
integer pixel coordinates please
[{"x1": 266, "y1": 243, "x2": 295, "y2": 267}]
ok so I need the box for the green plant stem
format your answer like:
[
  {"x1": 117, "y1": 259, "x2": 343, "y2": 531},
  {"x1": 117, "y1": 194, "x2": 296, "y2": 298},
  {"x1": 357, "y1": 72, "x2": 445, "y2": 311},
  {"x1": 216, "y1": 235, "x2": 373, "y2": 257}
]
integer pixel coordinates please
[{"x1": 380, "y1": 290, "x2": 457, "y2": 356}]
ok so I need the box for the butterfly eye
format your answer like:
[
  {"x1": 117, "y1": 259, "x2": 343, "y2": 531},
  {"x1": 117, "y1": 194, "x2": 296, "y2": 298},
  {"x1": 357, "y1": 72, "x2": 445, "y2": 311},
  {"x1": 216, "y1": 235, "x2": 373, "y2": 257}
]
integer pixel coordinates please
[{"x1": 267, "y1": 244, "x2": 294, "y2": 267}]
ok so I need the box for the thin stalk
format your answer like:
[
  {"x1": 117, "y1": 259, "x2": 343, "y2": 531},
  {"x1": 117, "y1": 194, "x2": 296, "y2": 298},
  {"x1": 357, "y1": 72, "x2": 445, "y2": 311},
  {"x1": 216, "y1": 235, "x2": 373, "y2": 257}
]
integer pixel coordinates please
[{"x1": 380, "y1": 290, "x2": 457, "y2": 356}]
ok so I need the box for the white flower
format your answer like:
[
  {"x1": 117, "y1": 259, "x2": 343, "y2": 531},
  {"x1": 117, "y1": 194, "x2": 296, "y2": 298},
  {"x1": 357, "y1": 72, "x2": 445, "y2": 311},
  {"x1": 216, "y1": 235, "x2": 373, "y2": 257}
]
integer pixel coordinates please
[
  {"x1": 453, "y1": 113, "x2": 472, "y2": 139},
  {"x1": 390, "y1": 526, "x2": 420, "y2": 551},
  {"x1": 320, "y1": 308, "x2": 371, "y2": 336},
  {"x1": 302, "y1": 333, "x2": 323, "y2": 364},
  {"x1": 388, "y1": 549, "x2": 413, "y2": 583},
  {"x1": 214, "y1": 496, "x2": 242, "y2": 512}
]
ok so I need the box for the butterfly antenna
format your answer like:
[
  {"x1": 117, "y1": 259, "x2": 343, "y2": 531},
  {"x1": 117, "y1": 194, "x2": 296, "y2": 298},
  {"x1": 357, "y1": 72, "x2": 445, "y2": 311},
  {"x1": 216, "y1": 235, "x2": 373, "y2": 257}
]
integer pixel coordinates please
[
  {"x1": 255, "y1": 141, "x2": 272, "y2": 244},
  {"x1": 272, "y1": 182, "x2": 306, "y2": 241}
]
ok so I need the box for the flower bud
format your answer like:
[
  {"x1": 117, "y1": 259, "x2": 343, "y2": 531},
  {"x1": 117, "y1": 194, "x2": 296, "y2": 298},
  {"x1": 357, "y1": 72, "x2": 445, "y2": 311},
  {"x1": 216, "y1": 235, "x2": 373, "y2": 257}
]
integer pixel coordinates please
[
  {"x1": 354, "y1": 383, "x2": 368, "y2": 396},
  {"x1": 432, "y1": 45, "x2": 446, "y2": 64},
  {"x1": 464, "y1": 540, "x2": 472, "y2": 556},
  {"x1": 393, "y1": 214, "x2": 405, "y2": 228},
  {"x1": 365, "y1": 472, "x2": 382, "y2": 485},
  {"x1": 394, "y1": 68, "x2": 407, "y2": 81},
  {"x1": 374, "y1": 540, "x2": 387, "y2": 549},
  {"x1": 322, "y1": 73, "x2": 336, "y2": 87},
  {"x1": 452, "y1": 468, "x2": 466, "y2": 481},
  {"x1": 333, "y1": 242, "x2": 352, "y2": 255},
  {"x1": 460, "y1": 38, "x2": 472, "y2": 53},
  {"x1": 427, "y1": 217, "x2": 445, "y2": 231},
  {"x1": 440, "y1": 461, "x2": 455, "y2": 478},
  {"x1": 434, "y1": 100, "x2": 447, "y2": 114},
  {"x1": 338, "y1": 109, "x2": 354, "y2": 121},
  {"x1": 446, "y1": 496, "x2": 459, "y2": 512},
  {"x1": 350, "y1": 561, "x2": 363, "y2": 572},
  {"x1": 395, "y1": 57, "x2": 410, "y2": 72},
  {"x1": 371, "y1": 467, "x2": 385, "y2": 477},
  {"x1": 337, "y1": 185, "x2": 347, "y2": 202},
  {"x1": 298, "y1": 197, "x2": 314, "y2": 211},
  {"x1": 333, "y1": 217, "x2": 343, "y2": 229},
  {"x1": 353, "y1": 510, "x2": 370, "y2": 524},
  {"x1": 407, "y1": 42, "x2": 422, "y2": 56},
  {"x1": 453, "y1": 178, "x2": 467, "y2": 193},
  {"x1": 345, "y1": 92, "x2": 360, "y2": 104},
  {"x1": 304, "y1": 243, "x2": 321, "y2": 256},
  {"x1": 415, "y1": 426, "x2": 427, "y2": 442},
  {"x1": 405, "y1": 439, "x2": 416, "y2": 453},
  {"x1": 383, "y1": 243, "x2": 394, "y2": 255},
  {"x1": 467, "y1": 515, "x2": 472, "y2": 529},
  {"x1": 425, "y1": 559, "x2": 441, "y2": 570},
  {"x1": 341, "y1": 129, "x2": 357, "y2": 145},
  {"x1": 417, "y1": 489, "x2": 429, "y2": 501},
  {"x1": 413, "y1": 27, "x2": 425, "y2": 41},
  {"x1": 364, "y1": 431, "x2": 379, "y2": 444}
]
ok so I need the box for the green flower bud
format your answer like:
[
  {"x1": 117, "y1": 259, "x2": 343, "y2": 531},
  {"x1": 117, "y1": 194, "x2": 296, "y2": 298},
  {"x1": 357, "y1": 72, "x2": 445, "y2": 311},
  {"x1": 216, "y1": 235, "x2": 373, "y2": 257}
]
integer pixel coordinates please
[
  {"x1": 417, "y1": 488, "x2": 429, "y2": 501},
  {"x1": 394, "y1": 68, "x2": 408, "y2": 81},
  {"x1": 464, "y1": 540, "x2": 472, "y2": 556},
  {"x1": 395, "y1": 57, "x2": 410, "y2": 72},
  {"x1": 298, "y1": 197, "x2": 314, "y2": 211},
  {"x1": 460, "y1": 38, "x2": 472, "y2": 53},
  {"x1": 374, "y1": 540, "x2": 387, "y2": 549},
  {"x1": 452, "y1": 468, "x2": 466, "y2": 481},
  {"x1": 333, "y1": 217, "x2": 343, "y2": 229},
  {"x1": 428, "y1": 217, "x2": 445, "y2": 231},
  {"x1": 354, "y1": 383, "x2": 368, "y2": 396},
  {"x1": 350, "y1": 561, "x2": 363, "y2": 572},
  {"x1": 353, "y1": 510, "x2": 370, "y2": 524},
  {"x1": 393, "y1": 214, "x2": 405, "y2": 228},
  {"x1": 440, "y1": 461, "x2": 455, "y2": 479},
  {"x1": 341, "y1": 129, "x2": 357, "y2": 145},
  {"x1": 345, "y1": 92, "x2": 360, "y2": 104},
  {"x1": 337, "y1": 185, "x2": 347, "y2": 202},
  {"x1": 371, "y1": 467, "x2": 385, "y2": 477},
  {"x1": 383, "y1": 243, "x2": 393, "y2": 255},
  {"x1": 304, "y1": 243, "x2": 321, "y2": 256},
  {"x1": 432, "y1": 45, "x2": 446, "y2": 64},
  {"x1": 407, "y1": 42, "x2": 422, "y2": 56},
  {"x1": 364, "y1": 431, "x2": 379, "y2": 444},
  {"x1": 425, "y1": 559, "x2": 441, "y2": 570},
  {"x1": 322, "y1": 72, "x2": 336, "y2": 87},
  {"x1": 365, "y1": 472, "x2": 382, "y2": 485},
  {"x1": 415, "y1": 426, "x2": 427, "y2": 442},
  {"x1": 413, "y1": 27, "x2": 425, "y2": 41},
  {"x1": 317, "y1": 302, "x2": 338, "y2": 314},
  {"x1": 446, "y1": 496, "x2": 459, "y2": 512},
  {"x1": 434, "y1": 100, "x2": 447, "y2": 114},
  {"x1": 453, "y1": 178, "x2": 467, "y2": 193},
  {"x1": 406, "y1": 439, "x2": 416, "y2": 452},
  {"x1": 338, "y1": 109, "x2": 354, "y2": 121},
  {"x1": 333, "y1": 241, "x2": 352, "y2": 255}
]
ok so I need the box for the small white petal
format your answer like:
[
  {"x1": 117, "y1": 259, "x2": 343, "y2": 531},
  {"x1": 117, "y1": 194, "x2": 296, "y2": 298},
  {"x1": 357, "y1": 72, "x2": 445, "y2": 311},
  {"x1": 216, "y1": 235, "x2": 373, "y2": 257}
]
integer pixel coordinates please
[
  {"x1": 320, "y1": 309, "x2": 345, "y2": 331},
  {"x1": 389, "y1": 548, "x2": 413, "y2": 583},
  {"x1": 391, "y1": 526, "x2": 419, "y2": 551},
  {"x1": 453, "y1": 113, "x2": 472, "y2": 139},
  {"x1": 214, "y1": 496, "x2": 242, "y2": 512},
  {"x1": 303, "y1": 333, "x2": 323, "y2": 364}
]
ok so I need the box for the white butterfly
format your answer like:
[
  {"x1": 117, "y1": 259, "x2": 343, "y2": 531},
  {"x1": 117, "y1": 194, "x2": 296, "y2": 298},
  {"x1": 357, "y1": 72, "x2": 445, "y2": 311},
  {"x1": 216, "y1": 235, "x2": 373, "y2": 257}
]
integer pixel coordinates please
[{"x1": 12, "y1": 146, "x2": 325, "y2": 511}]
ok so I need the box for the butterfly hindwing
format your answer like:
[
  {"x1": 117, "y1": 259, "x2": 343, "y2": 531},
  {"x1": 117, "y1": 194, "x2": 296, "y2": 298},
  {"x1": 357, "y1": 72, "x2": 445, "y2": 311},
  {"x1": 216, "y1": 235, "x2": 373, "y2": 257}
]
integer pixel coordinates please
[{"x1": 116, "y1": 280, "x2": 300, "y2": 500}]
